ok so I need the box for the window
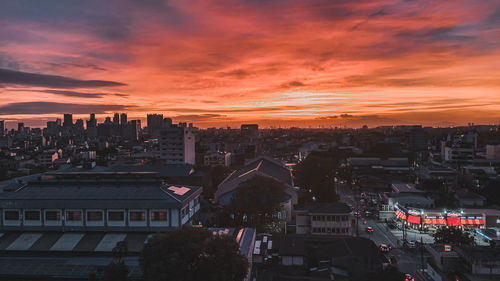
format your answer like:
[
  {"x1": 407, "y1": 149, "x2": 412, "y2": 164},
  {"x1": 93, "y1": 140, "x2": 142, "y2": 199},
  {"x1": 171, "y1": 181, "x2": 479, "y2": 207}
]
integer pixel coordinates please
[
  {"x1": 130, "y1": 211, "x2": 145, "y2": 221},
  {"x1": 45, "y1": 211, "x2": 60, "y2": 221},
  {"x1": 87, "y1": 211, "x2": 103, "y2": 221},
  {"x1": 4, "y1": 210, "x2": 19, "y2": 220},
  {"x1": 108, "y1": 211, "x2": 124, "y2": 221},
  {"x1": 66, "y1": 211, "x2": 82, "y2": 221},
  {"x1": 24, "y1": 210, "x2": 40, "y2": 221},
  {"x1": 151, "y1": 211, "x2": 167, "y2": 221}
]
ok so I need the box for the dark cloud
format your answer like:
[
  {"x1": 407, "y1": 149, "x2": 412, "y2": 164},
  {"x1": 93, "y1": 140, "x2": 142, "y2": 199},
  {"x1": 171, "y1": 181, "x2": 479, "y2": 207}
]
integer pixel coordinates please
[
  {"x1": 0, "y1": 102, "x2": 133, "y2": 115},
  {"x1": 369, "y1": 9, "x2": 388, "y2": 17},
  {"x1": 173, "y1": 114, "x2": 226, "y2": 121},
  {"x1": 36, "y1": 90, "x2": 128, "y2": 98},
  {"x1": 219, "y1": 69, "x2": 250, "y2": 79},
  {"x1": 0, "y1": 68, "x2": 126, "y2": 88},
  {"x1": 280, "y1": 80, "x2": 305, "y2": 88},
  {"x1": 40, "y1": 62, "x2": 106, "y2": 71}
]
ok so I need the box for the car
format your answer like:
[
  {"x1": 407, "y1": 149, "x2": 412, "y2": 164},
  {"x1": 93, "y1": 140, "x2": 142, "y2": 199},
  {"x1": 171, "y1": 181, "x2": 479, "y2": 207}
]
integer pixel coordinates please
[
  {"x1": 405, "y1": 274, "x2": 415, "y2": 281},
  {"x1": 365, "y1": 226, "x2": 374, "y2": 233},
  {"x1": 380, "y1": 244, "x2": 392, "y2": 252}
]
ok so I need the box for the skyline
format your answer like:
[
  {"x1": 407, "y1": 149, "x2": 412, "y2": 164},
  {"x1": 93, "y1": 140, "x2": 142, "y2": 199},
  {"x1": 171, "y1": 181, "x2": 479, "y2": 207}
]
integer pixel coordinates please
[{"x1": 1, "y1": 0, "x2": 500, "y2": 128}]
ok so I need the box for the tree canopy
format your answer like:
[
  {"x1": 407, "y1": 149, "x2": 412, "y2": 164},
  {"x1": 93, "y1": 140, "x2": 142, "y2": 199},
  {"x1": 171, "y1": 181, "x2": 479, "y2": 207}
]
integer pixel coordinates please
[
  {"x1": 293, "y1": 151, "x2": 340, "y2": 203},
  {"x1": 140, "y1": 226, "x2": 248, "y2": 281},
  {"x1": 363, "y1": 265, "x2": 406, "y2": 281},
  {"x1": 228, "y1": 175, "x2": 286, "y2": 232}
]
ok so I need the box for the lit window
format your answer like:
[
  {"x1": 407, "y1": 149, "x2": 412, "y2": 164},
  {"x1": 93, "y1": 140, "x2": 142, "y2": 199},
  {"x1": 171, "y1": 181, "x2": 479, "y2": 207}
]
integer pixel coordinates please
[
  {"x1": 25, "y1": 210, "x2": 40, "y2": 221},
  {"x1": 45, "y1": 211, "x2": 60, "y2": 221},
  {"x1": 130, "y1": 211, "x2": 145, "y2": 221},
  {"x1": 66, "y1": 211, "x2": 82, "y2": 221},
  {"x1": 87, "y1": 211, "x2": 103, "y2": 221},
  {"x1": 151, "y1": 211, "x2": 167, "y2": 221},
  {"x1": 5, "y1": 210, "x2": 19, "y2": 220}
]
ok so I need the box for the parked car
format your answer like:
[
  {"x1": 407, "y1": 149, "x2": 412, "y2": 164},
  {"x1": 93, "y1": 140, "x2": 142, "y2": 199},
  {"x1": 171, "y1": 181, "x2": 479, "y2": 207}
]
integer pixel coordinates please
[{"x1": 365, "y1": 226, "x2": 374, "y2": 233}]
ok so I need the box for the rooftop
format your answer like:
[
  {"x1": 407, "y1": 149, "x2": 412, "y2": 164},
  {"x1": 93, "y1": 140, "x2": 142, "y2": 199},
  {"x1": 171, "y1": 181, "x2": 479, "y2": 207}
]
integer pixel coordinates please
[{"x1": 294, "y1": 202, "x2": 352, "y2": 214}]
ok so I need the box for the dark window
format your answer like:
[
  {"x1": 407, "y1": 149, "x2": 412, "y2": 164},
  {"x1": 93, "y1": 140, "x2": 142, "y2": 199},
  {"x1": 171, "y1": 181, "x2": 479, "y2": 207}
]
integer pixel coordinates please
[
  {"x1": 25, "y1": 211, "x2": 40, "y2": 221},
  {"x1": 151, "y1": 211, "x2": 167, "y2": 221},
  {"x1": 130, "y1": 211, "x2": 145, "y2": 221},
  {"x1": 45, "y1": 211, "x2": 60, "y2": 221},
  {"x1": 5, "y1": 210, "x2": 19, "y2": 220},
  {"x1": 87, "y1": 211, "x2": 103, "y2": 221},
  {"x1": 66, "y1": 211, "x2": 82, "y2": 221},
  {"x1": 108, "y1": 211, "x2": 124, "y2": 221}
]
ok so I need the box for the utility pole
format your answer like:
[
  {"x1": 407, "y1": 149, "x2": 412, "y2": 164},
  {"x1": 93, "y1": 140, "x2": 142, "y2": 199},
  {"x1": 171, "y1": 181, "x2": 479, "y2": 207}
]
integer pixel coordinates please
[{"x1": 420, "y1": 236, "x2": 425, "y2": 271}]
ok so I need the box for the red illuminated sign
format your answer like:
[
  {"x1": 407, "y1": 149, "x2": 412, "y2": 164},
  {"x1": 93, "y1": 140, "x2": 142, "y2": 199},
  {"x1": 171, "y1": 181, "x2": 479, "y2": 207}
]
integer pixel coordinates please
[
  {"x1": 407, "y1": 215, "x2": 421, "y2": 224},
  {"x1": 395, "y1": 210, "x2": 407, "y2": 220},
  {"x1": 447, "y1": 217, "x2": 461, "y2": 226}
]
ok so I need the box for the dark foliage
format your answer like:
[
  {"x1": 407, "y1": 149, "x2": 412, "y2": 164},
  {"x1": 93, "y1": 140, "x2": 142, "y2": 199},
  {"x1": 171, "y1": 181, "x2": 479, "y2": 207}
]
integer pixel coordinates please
[{"x1": 140, "y1": 226, "x2": 248, "y2": 281}]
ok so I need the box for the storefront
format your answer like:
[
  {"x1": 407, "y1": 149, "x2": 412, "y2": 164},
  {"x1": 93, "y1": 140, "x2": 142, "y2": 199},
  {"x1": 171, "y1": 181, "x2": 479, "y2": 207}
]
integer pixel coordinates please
[{"x1": 393, "y1": 203, "x2": 486, "y2": 229}]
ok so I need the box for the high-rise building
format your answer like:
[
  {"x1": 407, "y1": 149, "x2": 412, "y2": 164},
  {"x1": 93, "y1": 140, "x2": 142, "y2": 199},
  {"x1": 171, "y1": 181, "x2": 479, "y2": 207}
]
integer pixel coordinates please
[
  {"x1": 147, "y1": 114, "x2": 164, "y2": 136},
  {"x1": 0, "y1": 120, "x2": 4, "y2": 136},
  {"x1": 113, "y1": 113, "x2": 120, "y2": 126},
  {"x1": 241, "y1": 124, "x2": 259, "y2": 138},
  {"x1": 120, "y1": 113, "x2": 127, "y2": 125},
  {"x1": 63, "y1": 114, "x2": 73, "y2": 128},
  {"x1": 17, "y1": 122, "x2": 24, "y2": 132},
  {"x1": 124, "y1": 120, "x2": 141, "y2": 141},
  {"x1": 159, "y1": 123, "x2": 195, "y2": 165},
  {"x1": 46, "y1": 121, "x2": 60, "y2": 136}
]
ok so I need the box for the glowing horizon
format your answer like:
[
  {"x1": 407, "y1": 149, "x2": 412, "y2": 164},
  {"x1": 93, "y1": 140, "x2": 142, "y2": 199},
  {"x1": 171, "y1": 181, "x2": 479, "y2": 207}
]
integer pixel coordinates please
[{"x1": 1, "y1": 0, "x2": 499, "y2": 129}]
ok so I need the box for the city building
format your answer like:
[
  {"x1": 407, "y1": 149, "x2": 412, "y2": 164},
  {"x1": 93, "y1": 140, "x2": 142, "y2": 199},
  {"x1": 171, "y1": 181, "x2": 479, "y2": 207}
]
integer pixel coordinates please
[
  {"x1": 241, "y1": 124, "x2": 259, "y2": 138},
  {"x1": 293, "y1": 202, "x2": 354, "y2": 235},
  {"x1": 159, "y1": 124, "x2": 195, "y2": 165},
  {"x1": 486, "y1": 144, "x2": 500, "y2": 160},
  {"x1": 147, "y1": 113, "x2": 164, "y2": 136},
  {"x1": 215, "y1": 156, "x2": 297, "y2": 222},
  {"x1": 0, "y1": 171, "x2": 202, "y2": 232},
  {"x1": 203, "y1": 150, "x2": 232, "y2": 167}
]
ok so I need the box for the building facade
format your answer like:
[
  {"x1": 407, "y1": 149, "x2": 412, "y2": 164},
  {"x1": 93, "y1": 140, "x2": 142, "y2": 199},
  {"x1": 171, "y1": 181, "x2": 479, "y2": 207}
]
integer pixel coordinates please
[
  {"x1": 294, "y1": 203, "x2": 354, "y2": 235},
  {"x1": 159, "y1": 124, "x2": 195, "y2": 165}
]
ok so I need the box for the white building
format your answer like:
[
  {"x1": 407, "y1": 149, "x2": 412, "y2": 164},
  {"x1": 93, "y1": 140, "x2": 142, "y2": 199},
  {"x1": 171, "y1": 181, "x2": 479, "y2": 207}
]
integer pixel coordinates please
[
  {"x1": 293, "y1": 202, "x2": 353, "y2": 236},
  {"x1": 159, "y1": 124, "x2": 195, "y2": 165}
]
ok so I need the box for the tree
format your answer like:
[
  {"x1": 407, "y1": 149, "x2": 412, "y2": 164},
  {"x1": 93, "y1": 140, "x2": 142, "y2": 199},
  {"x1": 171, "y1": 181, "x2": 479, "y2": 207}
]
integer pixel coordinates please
[
  {"x1": 103, "y1": 261, "x2": 129, "y2": 281},
  {"x1": 140, "y1": 226, "x2": 248, "y2": 281},
  {"x1": 294, "y1": 151, "x2": 340, "y2": 203},
  {"x1": 433, "y1": 227, "x2": 473, "y2": 245},
  {"x1": 228, "y1": 175, "x2": 286, "y2": 232},
  {"x1": 204, "y1": 165, "x2": 232, "y2": 199}
]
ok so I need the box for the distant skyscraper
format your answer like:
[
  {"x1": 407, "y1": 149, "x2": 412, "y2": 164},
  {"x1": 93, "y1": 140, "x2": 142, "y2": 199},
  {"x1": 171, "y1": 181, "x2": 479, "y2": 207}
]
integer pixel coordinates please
[
  {"x1": 0, "y1": 120, "x2": 4, "y2": 136},
  {"x1": 120, "y1": 113, "x2": 127, "y2": 125},
  {"x1": 75, "y1": 119, "x2": 84, "y2": 132},
  {"x1": 17, "y1": 122, "x2": 24, "y2": 132},
  {"x1": 113, "y1": 113, "x2": 120, "y2": 125},
  {"x1": 147, "y1": 114, "x2": 164, "y2": 136},
  {"x1": 163, "y1": 117, "x2": 172, "y2": 128},
  {"x1": 159, "y1": 123, "x2": 195, "y2": 165},
  {"x1": 63, "y1": 114, "x2": 73, "y2": 128}
]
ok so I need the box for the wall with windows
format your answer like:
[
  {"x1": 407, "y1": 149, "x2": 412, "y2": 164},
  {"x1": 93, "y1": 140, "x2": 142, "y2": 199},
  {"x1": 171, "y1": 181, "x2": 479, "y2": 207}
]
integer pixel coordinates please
[
  {"x1": 0, "y1": 207, "x2": 193, "y2": 231},
  {"x1": 295, "y1": 213, "x2": 353, "y2": 236}
]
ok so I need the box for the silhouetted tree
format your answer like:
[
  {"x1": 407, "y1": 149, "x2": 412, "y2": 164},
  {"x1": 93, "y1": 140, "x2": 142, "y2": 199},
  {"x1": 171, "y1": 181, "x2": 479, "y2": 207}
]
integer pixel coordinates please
[
  {"x1": 363, "y1": 265, "x2": 405, "y2": 281},
  {"x1": 294, "y1": 151, "x2": 340, "y2": 202},
  {"x1": 140, "y1": 227, "x2": 248, "y2": 281},
  {"x1": 228, "y1": 175, "x2": 286, "y2": 232},
  {"x1": 103, "y1": 261, "x2": 128, "y2": 281}
]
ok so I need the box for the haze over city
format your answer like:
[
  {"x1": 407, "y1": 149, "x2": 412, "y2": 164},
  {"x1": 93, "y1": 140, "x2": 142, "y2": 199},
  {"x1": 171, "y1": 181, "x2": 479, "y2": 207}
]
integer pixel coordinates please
[{"x1": 1, "y1": 0, "x2": 499, "y2": 128}]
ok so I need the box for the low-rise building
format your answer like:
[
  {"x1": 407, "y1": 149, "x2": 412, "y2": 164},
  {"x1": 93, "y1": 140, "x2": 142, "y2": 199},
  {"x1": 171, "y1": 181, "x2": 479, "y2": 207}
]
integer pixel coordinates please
[
  {"x1": 0, "y1": 172, "x2": 202, "y2": 232},
  {"x1": 293, "y1": 202, "x2": 353, "y2": 236}
]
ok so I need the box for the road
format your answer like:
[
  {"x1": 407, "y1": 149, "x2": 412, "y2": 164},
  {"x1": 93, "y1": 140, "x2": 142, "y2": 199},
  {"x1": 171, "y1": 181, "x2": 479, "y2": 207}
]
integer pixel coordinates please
[{"x1": 337, "y1": 183, "x2": 429, "y2": 281}]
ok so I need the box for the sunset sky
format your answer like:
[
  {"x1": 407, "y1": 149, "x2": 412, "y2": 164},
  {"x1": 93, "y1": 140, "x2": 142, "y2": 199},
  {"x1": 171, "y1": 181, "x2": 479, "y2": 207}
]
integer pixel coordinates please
[{"x1": 0, "y1": 0, "x2": 499, "y2": 128}]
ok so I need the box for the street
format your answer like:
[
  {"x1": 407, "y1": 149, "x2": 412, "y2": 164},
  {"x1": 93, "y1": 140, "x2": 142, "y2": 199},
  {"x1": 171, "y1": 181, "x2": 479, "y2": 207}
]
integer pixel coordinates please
[{"x1": 337, "y1": 183, "x2": 429, "y2": 281}]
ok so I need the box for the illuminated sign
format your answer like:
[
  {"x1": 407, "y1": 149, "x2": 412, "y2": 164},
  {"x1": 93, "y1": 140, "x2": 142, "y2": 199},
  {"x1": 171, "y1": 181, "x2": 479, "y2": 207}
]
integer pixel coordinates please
[
  {"x1": 407, "y1": 215, "x2": 421, "y2": 224},
  {"x1": 407, "y1": 209, "x2": 421, "y2": 216},
  {"x1": 447, "y1": 217, "x2": 461, "y2": 226},
  {"x1": 395, "y1": 210, "x2": 407, "y2": 220},
  {"x1": 444, "y1": 244, "x2": 452, "y2": 252}
]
